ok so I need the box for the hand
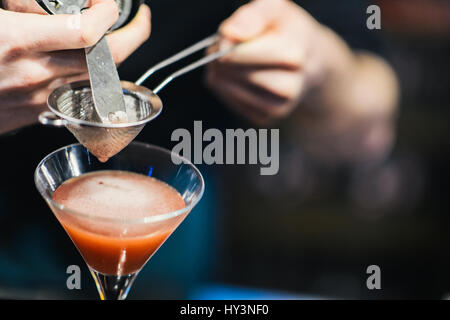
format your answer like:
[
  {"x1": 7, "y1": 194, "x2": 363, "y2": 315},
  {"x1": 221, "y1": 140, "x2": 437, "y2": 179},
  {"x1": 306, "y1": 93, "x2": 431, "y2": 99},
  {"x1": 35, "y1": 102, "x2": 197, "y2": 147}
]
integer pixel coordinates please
[
  {"x1": 0, "y1": 0, "x2": 151, "y2": 134},
  {"x1": 207, "y1": 0, "x2": 336, "y2": 125},
  {"x1": 207, "y1": 0, "x2": 399, "y2": 163}
]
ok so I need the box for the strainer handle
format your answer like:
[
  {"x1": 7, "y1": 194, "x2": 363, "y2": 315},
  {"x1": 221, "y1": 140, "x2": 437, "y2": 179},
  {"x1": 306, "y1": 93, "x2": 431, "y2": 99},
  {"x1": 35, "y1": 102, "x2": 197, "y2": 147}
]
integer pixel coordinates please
[{"x1": 39, "y1": 112, "x2": 68, "y2": 127}]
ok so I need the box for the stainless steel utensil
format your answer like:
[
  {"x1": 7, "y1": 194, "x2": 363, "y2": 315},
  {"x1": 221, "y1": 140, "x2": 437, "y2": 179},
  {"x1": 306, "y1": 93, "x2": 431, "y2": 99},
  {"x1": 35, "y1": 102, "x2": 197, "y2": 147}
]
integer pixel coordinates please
[
  {"x1": 36, "y1": 0, "x2": 135, "y2": 122},
  {"x1": 36, "y1": 0, "x2": 141, "y2": 30},
  {"x1": 39, "y1": 33, "x2": 236, "y2": 161}
]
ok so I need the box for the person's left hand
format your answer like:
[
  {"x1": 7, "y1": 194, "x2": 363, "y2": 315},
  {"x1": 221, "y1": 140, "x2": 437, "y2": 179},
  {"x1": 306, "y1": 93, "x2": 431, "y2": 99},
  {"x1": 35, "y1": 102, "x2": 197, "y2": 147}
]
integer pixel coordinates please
[{"x1": 0, "y1": 0, "x2": 151, "y2": 134}]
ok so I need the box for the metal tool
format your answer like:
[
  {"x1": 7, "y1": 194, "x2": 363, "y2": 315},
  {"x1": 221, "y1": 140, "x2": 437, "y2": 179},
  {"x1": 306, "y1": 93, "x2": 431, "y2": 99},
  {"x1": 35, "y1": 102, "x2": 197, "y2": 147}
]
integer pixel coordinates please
[
  {"x1": 111, "y1": 0, "x2": 142, "y2": 31},
  {"x1": 39, "y1": 33, "x2": 237, "y2": 161},
  {"x1": 36, "y1": 0, "x2": 142, "y2": 31},
  {"x1": 85, "y1": 35, "x2": 127, "y2": 123},
  {"x1": 35, "y1": 0, "x2": 143, "y2": 122},
  {"x1": 36, "y1": 0, "x2": 86, "y2": 15}
]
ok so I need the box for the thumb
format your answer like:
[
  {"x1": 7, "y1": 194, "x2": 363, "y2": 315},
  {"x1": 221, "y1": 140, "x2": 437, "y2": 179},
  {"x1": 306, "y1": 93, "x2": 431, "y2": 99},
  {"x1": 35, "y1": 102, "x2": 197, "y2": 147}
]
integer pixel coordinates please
[{"x1": 219, "y1": 0, "x2": 285, "y2": 42}]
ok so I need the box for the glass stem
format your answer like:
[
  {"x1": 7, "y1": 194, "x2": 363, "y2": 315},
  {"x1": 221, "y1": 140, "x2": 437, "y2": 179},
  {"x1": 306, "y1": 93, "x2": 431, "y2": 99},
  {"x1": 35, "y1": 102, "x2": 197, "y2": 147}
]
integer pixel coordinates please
[{"x1": 90, "y1": 268, "x2": 139, "y2": 300}]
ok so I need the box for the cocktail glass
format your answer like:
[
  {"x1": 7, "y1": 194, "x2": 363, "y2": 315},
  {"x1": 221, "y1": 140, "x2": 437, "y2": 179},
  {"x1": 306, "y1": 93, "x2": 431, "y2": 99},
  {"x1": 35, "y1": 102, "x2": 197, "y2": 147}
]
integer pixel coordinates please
[{"x1": 34, "y1": 142, "x2": 205, "y2": 300}]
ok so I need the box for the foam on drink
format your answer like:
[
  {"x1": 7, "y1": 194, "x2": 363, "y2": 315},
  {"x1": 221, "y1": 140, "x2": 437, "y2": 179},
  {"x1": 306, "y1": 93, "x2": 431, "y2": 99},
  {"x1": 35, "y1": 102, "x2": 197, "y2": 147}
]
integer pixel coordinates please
[{"x1": 53, "y1": 171, "x2": 185, "y2": 220}]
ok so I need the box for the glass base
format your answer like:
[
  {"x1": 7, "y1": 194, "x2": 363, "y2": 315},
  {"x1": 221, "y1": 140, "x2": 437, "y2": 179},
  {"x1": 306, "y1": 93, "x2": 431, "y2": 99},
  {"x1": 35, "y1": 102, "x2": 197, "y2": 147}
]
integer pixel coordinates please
[{"x1": 90, "y1": 268, "x2": 139, "y2": 300}]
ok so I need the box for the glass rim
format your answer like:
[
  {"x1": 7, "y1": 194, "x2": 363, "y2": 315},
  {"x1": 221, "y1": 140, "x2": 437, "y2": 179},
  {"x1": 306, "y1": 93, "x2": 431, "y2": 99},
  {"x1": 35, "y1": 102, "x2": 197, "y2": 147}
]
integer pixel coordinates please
[{"x1": 34, "y1": 142, "x2": 205, "y2": 225}]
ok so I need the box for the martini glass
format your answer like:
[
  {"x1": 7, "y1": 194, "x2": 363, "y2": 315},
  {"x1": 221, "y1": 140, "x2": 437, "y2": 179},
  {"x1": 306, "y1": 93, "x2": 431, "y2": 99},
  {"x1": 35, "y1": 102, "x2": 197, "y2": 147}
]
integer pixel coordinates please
[{"x1": 34, "y1": 142, "x2": 205, "y2": 300}]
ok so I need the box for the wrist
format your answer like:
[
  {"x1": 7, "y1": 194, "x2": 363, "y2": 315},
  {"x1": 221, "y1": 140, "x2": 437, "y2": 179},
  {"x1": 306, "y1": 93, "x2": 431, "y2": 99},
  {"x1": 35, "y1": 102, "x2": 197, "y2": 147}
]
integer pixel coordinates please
[
  {"x1": 315, "y1": 25, "x2": 357, "y2": 89},
  {"x1": 297, "y1": 25, "x2": 358, "y2": 114}
]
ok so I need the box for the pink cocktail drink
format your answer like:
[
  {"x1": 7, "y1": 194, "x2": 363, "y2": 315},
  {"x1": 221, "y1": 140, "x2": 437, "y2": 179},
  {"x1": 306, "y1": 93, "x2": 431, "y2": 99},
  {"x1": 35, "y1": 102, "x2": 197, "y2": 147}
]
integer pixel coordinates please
[{"x1": 52, "y1": 171, "x2": 186, "y2": 275}]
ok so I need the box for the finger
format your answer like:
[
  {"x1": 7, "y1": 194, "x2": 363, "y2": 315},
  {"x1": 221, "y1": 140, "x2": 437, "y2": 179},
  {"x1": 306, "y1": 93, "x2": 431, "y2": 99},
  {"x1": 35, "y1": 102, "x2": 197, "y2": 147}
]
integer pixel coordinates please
[
  {"x1": 218, "y1": 31, "x2": 304, "y2": 68},
  {"x1": 43, "y1": 50, "x2": 87, "y2": 75},
  {"x1": 0, "y1": 79, "x2": 64, "y2": 134},
  {"x1": 2, "y1": 0, "x2": 47, "y2": 14},
  {"x1": 227, "y1": 100, "x2": 272, "y2": 126},
  {"x1": 206, "y1": 75, "x2": 269, "y2": 125},
  {"x1": 219, "y1": 0, "x2": 285, "y2": 42},
  {"x1": 0, "y1": 81, "x2": 52, "y2": 109},
  {"x1": 0, "y1": 71, "x2": 89, "y2": 110},
  {"x1": 0, "y1": 70, "x2": 89, "y2": 134},
  {"x1": 208, "y1": 80, "x2": 273, "y2": 126},
  {"x1": 6, "y1": 0, "x2": 119, "y2": 53},
  {"x1": 61, "y1": 72, "x2": 90, "y2": 85},
  {"x1": 209, "y1": 63, "x2": 304, "y2": 100},
  {"x1": 46, "y1": 72, "x2": 90, "y2": 91},
  {"x1": 0, "y1": 51, "x2": 87, "y2": 92},
  {"x1": 207, "y1": 67, "x2": 294, "y2": 120},
  {"x1": 107, "y1": 4, "x2": 151, "y2": 64}
]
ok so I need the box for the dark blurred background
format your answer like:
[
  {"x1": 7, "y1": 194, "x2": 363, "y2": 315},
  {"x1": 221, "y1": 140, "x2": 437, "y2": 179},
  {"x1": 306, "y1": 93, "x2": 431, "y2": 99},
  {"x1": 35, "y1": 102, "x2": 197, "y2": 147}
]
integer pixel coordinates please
[{"x1": 0, "y1": 0, "x2": 449, "y2": 299}]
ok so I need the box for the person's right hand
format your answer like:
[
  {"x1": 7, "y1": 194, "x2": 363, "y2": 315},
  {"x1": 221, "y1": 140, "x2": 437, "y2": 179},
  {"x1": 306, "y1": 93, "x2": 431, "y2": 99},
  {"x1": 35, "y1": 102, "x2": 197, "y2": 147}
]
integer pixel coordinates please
[{"x1": 0, "y1": 0, "x2": 151, "y2": 134}]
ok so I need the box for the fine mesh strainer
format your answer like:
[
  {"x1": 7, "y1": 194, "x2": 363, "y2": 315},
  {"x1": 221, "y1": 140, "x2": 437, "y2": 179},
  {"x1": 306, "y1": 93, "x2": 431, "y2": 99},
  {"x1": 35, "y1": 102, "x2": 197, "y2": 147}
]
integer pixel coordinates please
[
  {"x1": 40, "y1": 81, "x2": 161, "y2": 162},
  {"x1": 39, "y1": 34, "x2": 236, "y2": 161}
]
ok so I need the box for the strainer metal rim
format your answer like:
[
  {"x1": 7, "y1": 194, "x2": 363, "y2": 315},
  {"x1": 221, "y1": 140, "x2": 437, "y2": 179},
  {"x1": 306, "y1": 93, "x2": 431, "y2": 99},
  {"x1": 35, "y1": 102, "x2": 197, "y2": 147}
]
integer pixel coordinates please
[{"x1": 47, "y1": 80, "x2": 163, "y2": 129}]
